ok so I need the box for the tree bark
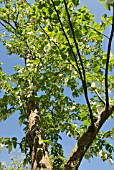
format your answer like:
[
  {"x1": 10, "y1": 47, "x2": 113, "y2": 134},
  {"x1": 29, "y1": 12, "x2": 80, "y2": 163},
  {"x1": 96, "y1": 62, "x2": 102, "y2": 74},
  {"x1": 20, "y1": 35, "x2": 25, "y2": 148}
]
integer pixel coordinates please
[
  {"x1": 64, "y1": 105, "x2": 114, "y2": 170},
  {"x1": 24, "y1": 51, "x2": 52, "y2": 170},
  {"x1": 26, "y1": 99, "x2": 52, "y2": 170}
]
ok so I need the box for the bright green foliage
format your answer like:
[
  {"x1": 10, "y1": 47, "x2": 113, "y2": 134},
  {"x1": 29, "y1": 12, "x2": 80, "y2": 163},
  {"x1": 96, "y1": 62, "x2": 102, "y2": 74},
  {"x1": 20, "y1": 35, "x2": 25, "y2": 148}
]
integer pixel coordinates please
[{"x1": 0, "y1": 0, "x2": 114, "y2": 168}]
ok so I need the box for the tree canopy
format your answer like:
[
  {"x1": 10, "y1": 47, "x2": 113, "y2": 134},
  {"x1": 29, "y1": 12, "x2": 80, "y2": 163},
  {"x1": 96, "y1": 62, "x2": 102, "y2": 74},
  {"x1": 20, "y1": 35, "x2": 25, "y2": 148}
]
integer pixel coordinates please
[{"x1": 0, "y1": 0, "x2": 114, "y2": 169}]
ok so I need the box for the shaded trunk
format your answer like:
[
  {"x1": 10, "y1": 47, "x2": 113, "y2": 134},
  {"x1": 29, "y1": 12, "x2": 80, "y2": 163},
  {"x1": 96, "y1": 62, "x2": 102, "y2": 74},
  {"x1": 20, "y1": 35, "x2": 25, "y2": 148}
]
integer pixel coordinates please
[
  {"x1": 26, "y1": 99, "x2": 52, "y2": 170},
  {"x1": 64, "y1": 105, "x2": 114, "y2": 170},
  {"x1": 24, "y1": 52, "x2": 52, "y2": 170}
]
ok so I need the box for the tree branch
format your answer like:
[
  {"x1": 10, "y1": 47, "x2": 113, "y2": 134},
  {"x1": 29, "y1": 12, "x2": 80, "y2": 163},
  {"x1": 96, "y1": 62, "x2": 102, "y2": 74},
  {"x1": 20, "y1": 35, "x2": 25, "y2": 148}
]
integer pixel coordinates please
[
  {"x1": 64, "y1": 105, "x2": 114, "y2": 170},
  {"x1": 94, "y1": 89, "x2": 105, "y2": 105},
  {"x1": 86, "y1": 25, "x2": 109, "y2": 39},
  {"x1": 2, "y1": 19, "x2": 16, "y2": 31},
  {"x1": 105, "y1": 6, "x2": 114, "y2": 110},
  {"x1": 40, "y1": 25, "x2": 60, "y2": 51},
  {"x1": 0, "y1": 19, "x2": 20, "y2": 38},
  {"x1": 50, "y1": 0, "x2": 82, "y2": 78},
  {"x1": 0, "y1": 21, "x2": 6, "y2": 28},
  {"x1": 91, "y1": 86, "x2": 105, "y2": 105},
  {"x1": 51, "y1": 2, "x2": 82, "y2": 76},
  {"x1": 63, "y1": 0, "x2": 94, "y2": 129}
]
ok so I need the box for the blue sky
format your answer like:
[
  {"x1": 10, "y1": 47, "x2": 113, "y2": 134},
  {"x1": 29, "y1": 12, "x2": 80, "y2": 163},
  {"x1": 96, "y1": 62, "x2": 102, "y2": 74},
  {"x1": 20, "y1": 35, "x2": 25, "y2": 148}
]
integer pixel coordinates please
[{"x1": 0, "y1": 0, "x2": 114, "y2": 169}]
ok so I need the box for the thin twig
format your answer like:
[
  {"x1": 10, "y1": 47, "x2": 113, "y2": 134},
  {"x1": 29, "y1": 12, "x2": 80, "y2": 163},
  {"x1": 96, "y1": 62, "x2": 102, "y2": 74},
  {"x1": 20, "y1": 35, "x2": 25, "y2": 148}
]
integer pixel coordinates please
[
  {"x1": 40, "y1": 25, "x2": 60, "y2": 51},
  {"x1": 2, "y1": 19, "x2": 16, "y2": 31},
  {"x1": 0, "y1": 21, "x2": 6, "y2": 28},
  {"x1": 0, "y1": 19, "x2": 21, "y2": 38},
  {"x1": 94, "y1": 89, "x2": 105, "y2": 105},
  {"x1": 67, "y1": 59, "x2": 79, "y2": 73},
  {"x1": 86, "y1": 25, "x2": 109, "y2": 39},
  {"x1": 92, "y1": 87, "x2": 105, "y2": 105},
  {"x1": 105, "y1": 6, "x2": 114, "y2": 110}
]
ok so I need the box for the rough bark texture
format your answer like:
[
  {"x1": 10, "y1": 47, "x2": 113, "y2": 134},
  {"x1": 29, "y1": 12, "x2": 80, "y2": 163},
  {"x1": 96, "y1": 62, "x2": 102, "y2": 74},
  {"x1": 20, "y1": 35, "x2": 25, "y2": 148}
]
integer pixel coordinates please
[
  {"x1": 24, "y1": 51, "x2": 52, "y2": 170},
  {"x1": 26, "y1": 99, "x2": 52, "y2": 170},
  {"x1": 64, "y1": 105, "x2": 114, "y2": 170}
]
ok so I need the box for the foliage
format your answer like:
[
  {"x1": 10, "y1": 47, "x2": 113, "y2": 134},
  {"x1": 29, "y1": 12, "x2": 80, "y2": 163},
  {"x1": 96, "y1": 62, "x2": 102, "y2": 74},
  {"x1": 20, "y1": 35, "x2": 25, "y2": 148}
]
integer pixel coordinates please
[{"x1": 0, "y1": 0, "x2": 114, "y2": 169}]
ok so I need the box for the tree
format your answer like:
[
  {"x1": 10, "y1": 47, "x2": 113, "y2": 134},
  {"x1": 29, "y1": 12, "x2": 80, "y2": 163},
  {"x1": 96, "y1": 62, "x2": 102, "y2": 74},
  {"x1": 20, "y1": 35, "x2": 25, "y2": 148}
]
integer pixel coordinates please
[{"x1": 0, "y1": 0, "x2": 114, "y2": 169}]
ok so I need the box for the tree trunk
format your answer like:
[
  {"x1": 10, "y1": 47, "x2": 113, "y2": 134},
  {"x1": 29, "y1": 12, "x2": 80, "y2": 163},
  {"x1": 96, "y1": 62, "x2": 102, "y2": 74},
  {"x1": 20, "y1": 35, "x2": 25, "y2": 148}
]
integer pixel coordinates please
[
  {"x1": 24, "y1": 51, "x2": 52, "y2": 170},
  {"x1": 64, "y1": 105, "x2": 114, "y2": 170},
  {"x1": 26, "y1": 99, "x2": 52, "y2": 170}
]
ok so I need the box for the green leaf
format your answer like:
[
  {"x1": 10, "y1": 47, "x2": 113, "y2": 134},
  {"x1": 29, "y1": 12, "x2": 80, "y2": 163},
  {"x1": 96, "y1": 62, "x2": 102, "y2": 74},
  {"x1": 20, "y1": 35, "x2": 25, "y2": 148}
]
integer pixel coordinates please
[
  {"x1": 8, "y1": 145, "x2": 12, "y2": 154},
  {"x1": 102, "y1": 58, "x2": 107, "y2": 64},
  {"x1": 104, "y1": 3, "x2": 111, "y2": 10},
  {"x1": 12, "y1": 137, "x2": 17, "y2": 149},
  {"x1": 84, "y1": 120, "x2": 90, "y2": 126},
  {"x1": 14, "y1": 65, "x2": 22, "y2": 71},
  {"x1": 94, "y1": 65, "x2": 100, "y2": 72},
  {"x1": 99, "y1": 0, "x2": 105, "y2": 3},
  {"x1": 80, "y1": 112, "x2": 87, "y2": 119},
  {"x1": 72, "y1": 0, "x2": 79, "y2": 6}
]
